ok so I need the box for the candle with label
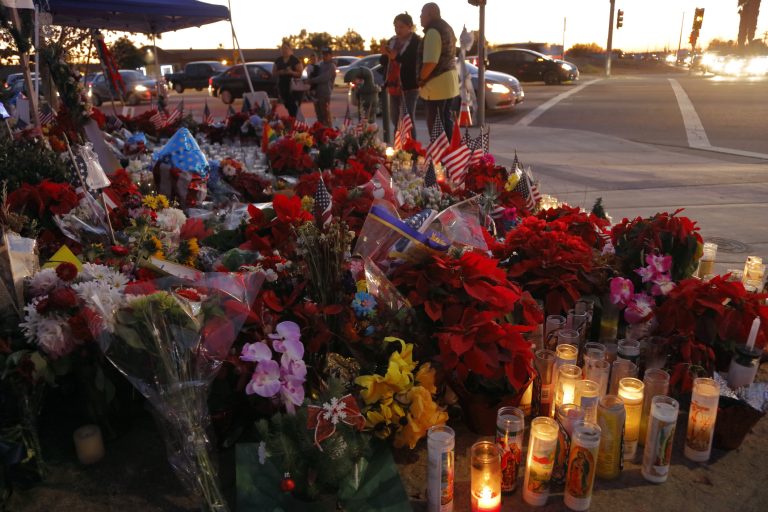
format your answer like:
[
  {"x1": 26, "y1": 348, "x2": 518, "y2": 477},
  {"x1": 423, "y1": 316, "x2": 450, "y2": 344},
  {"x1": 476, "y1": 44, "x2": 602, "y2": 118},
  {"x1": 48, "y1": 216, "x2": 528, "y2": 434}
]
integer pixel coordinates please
[
  {"x1": 470, "y1": 441, "x2": 502, "y2": 512},
  {"x1": 639, "y1": 369, "x2": 670, "y2": 446},
  {"x1": 496, "y1": 406, "x2": 524, "y2": 494},
  {"x1": 427, "y1": 425, "x2": 455, "y2": 511},
  {"x1": 577, "y1": 379, "x2": 600, "y2": 423},
  {"x1": 550, "y1": 345, "x2": 578, "y2": 416},
  {"x1": 685, "y1": 378, "x2": 719, "y2": 462},
  {"x1": 642, "y1": 395, "x2": 679, "y2": 483},
  {"x1": 596, "y1": 395, "x2": 625, "y2": 480},
  {"x1": 618, "y1": 377, "x2": 644, "y2": 460},
  {"x1": 697, "y1": 242, "x2": 717, "y2": 278},
  {"x1": 564, "y1": 422, "x2": 602, "y2": 511},
  {"x1": 535, "y1": 349, "x2": 556, "y2": 417},
  {"x1": 523, "y1": 417, "x2": 559, "y2": 506}
]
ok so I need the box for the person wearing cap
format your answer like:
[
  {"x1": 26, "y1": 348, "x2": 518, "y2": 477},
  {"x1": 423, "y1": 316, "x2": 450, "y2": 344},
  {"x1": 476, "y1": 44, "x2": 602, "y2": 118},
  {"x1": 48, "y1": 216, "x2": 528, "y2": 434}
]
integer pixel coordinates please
[
  {"x1": 306, "y1": 47, "x2": 337, "y2": 127},
  {"x1": 417, "y1": 2, "x2": 459, "y2": 139}
]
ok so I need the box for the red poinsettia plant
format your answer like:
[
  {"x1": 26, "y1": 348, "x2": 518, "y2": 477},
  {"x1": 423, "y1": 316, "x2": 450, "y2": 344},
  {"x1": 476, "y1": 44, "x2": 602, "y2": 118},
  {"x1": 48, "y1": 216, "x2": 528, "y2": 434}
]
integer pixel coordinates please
[
  {"x1": 653, "y1": 275, "x2": 768, "y2": 392},
  {"x1": 390, "y1": 250, "x2": 537, "y2": 396},
  {"x1": 489, "y1": 216, "x2": 597, "y2": 315},
  {"x1": 266, "y1": 135, "x2": 316, "y2": 175},
  {"x1": 537, "y1": 204, "x2": 611, "y2": 250}
]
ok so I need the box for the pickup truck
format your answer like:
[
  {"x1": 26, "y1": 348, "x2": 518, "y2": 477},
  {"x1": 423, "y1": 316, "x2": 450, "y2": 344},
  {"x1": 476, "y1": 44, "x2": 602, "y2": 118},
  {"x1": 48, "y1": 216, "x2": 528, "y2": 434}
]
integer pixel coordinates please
[{"x1": 164, "y1": 61, "x2": 228, "y2": 93}]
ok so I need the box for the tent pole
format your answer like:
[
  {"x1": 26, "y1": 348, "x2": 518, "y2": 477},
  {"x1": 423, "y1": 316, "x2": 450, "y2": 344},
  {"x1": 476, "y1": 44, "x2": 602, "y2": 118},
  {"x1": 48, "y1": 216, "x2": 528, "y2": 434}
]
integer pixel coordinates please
[
  {"x1": 9, "y1": 6, "x2": 41, "y2": 129},
  {"x1": 34, "y1": 5, "x2": 39, "y2": 102},
  {"x1": 228, "y1": 12, "x2": 254, "y2": 94}
]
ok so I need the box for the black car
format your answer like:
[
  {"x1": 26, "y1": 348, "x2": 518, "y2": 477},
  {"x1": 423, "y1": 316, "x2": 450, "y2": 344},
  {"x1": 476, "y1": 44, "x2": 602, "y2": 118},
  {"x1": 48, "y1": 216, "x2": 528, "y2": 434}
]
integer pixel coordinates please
[
  {"x1": 487, "y1": 49, "x2": 579, "y2": 84},
  {"x1": 208, "y1": 62, "x2": 277, "y2": 104},
  {"x1": 165, "y1": 61, "x2": 228, "y2": 93},
  {"x1": 88, "y1": 70, "x2": 158, "y2": 106}
]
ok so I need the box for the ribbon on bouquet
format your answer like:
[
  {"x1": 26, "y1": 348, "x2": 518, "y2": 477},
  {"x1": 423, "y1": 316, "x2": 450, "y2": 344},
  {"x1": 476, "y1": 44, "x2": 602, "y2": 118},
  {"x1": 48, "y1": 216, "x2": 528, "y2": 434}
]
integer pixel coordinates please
[
  {"x1": 368, "y1": 204, "x2": 450, "y2": 254},
  {"x1": 307, "y1": 395, "x2": 365, "y2": 450}
]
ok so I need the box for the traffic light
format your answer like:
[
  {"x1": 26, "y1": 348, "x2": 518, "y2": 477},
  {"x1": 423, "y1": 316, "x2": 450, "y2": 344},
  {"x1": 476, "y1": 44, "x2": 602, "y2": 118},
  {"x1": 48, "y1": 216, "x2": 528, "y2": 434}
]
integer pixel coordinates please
[
  {"x1": 467, "y1": 0, "x2": 486, "y2": 5},
  {"x1": 616, "y1": 9, "x2": 624, "y2": 29},
  {"x1": 693, "y1": 8, "x2": 704, "y2": 30}
]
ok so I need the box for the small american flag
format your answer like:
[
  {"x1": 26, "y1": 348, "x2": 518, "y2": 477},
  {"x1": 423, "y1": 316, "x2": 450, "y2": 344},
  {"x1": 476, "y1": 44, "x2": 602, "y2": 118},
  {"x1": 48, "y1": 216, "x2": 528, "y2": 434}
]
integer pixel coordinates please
[
  {"x1": 480, "y1": 125, "x2": 490, "y2": 153},
  {"x1": 466, "y1": 131, "x2": 483, "y2": 167},
  {"x1": 511, "y1": 168, "x2": 535, "y2": 211},
  {"x1": 102, "y1": 189, "x2": 122, "y2": 212},
  {"x1": 165, "y1": 99, "x2": 184, "y2": 125},
  {"x1": 313, "y1": 175, "x2": 333, "y2": 227},
  {"x1": 150, "y1": 110, "x2": 167, "y2": 129},
  {"x1": 426, "y1": 110, "x2": 449, "y2": 164},
  {"x1": 511, "y1": 150, "x2": 522, "y2": 171},
  {"x1": 526, "y1": 167, "x2": 542, "y2": 206},
  {"x1": 38, "y1": 104, "x2": 56, "y2": 126},
  {"x1": 424, "y1": 160, "x2": 437, "y2": 188},
  {"x1": 393, "y1": 99, "x2": 413, "y2": 150},
  {"x1": 294, "y1": 109, "x2": 309, "y2": 132},
  {"x1": 342, "y1": 103, "x2": 352, "y2": 131},
  {"x1": 442, "y1": 143, "x2": 471, "y2": 189},
  {"x1": 241, "y1": 96, "x2": 252, "y2": 114},
  {"x1": 203, "y1": 101, "x2": 214, "y2": 125}
]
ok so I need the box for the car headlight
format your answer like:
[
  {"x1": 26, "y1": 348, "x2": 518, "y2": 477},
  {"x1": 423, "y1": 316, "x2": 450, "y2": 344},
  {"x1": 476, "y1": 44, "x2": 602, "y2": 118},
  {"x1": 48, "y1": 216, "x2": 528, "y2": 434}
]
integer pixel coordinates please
[
  {"x1": 134, "y1": 84, "x2": 148, "y2": 92},
  {"x1": 560, "y1": 63, "x2": 573, "y2": 70},
  {"x1": 486, "y1": 83, "x2": 510, "y2": 94}
]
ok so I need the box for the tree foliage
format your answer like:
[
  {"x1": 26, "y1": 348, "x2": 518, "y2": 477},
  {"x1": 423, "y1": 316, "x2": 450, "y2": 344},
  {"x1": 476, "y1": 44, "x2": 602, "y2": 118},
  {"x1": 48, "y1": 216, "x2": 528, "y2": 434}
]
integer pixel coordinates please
[
  {"x1": 567, "y1": 43, "x2": 604, "y2": 57},
  {"x1": 281, "y1": 28, "x2": 369, "y2": 52},
  {"x1": 368, "y1": 37, "x2": 389, "y2": 54},
  {"x1": 336, "y1": 28, "x2": 365, "y2": 51},
  {"x1": 110, "y1": 35, "x2": 145, "y2": 69}
]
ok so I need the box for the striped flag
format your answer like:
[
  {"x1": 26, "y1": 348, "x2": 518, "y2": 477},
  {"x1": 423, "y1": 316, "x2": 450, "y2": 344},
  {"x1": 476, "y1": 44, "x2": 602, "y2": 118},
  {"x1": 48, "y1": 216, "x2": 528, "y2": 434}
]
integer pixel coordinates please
[
  {"x1": 313, "y1": 175, "x2": 333, "y2": 227},
  {"x1": 393, "y1": 98, "x2": 413, "y2": 150},
  {"x1": 424, "y1": 160, "x2": 437, "y2": 188},
  {"x1": 203, "y1": 101, "x2": 214, "y2": 125},
  {"x1": 526, "y1": 167, "x2": 542, "y2": 205},
  {"x1": 511, "y1": 168, "x2": 536, "y2": 211},
  {"x1": 165, "y1": 99, "x2": 184, "y2": 125},
  {"x1": 294, "y1": 109, "x2": 309, "y2": 132},
  {"x1": 39, "y1": 104, "x2": 56, "y2": 126},
  {"x1": 426, "y1": 110, "x2": 449, "y2": 164},
  {"x1": 466, "y1": 131, "x2": 483, "y2": 167},
  {"x1": 150, "y1": 110, "x2": 167, "y2": 129},
  {"x1": 102, "y1": 189, "x2": 122, "y2": 212},
  {"x1": 442, "y1": 144, "x2": 471, "y2": 189}
]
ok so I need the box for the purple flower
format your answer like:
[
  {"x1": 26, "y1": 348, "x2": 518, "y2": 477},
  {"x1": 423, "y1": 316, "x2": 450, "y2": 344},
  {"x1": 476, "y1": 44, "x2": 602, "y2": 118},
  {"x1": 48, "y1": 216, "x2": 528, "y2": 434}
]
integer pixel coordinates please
[
  {"x1": 281, "y1": 354, "x2": 307, "y2": 381},
  {"x1": 646, "y1": 254, "x2": 672, "y2": 274},
  {"x1": 651, "y1": 274, "x2": 676, "y2": 296},
  {"x1": 280, "y1": 376, "x2": 306, "y2": 412},
  {"x1": 245, "y1": 359, "x2": 281, "y2": 397},
  {"x1": 624, "y1": 293, "x2": 655, "y2": 324},
  {"x1": 635, "y1": 265, "x2": 656, "y2": 283},
  {"x1": 269, "y1": 321, "x2": 303, "y2": 359},
  {"x1": 240, "y1": 341, "x2": 272, "y2": 362},
  {"x1": 609, "y1": 277, "x2": 634, "y2": 306}
]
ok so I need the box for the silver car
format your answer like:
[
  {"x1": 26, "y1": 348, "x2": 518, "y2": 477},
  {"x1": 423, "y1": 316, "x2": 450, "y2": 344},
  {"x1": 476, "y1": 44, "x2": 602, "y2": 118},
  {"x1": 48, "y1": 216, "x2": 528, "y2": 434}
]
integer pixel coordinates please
[{"x1": 462, "y1": 61, "x2": 524, "y2": 110}]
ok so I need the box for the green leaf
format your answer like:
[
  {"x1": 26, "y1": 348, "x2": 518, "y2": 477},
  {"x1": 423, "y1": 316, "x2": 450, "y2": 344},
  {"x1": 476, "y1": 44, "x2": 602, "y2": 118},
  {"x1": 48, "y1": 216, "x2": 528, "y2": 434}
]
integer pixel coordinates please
[{"x1": 115, "y1": 324, "x2": 145, "y2": 350}]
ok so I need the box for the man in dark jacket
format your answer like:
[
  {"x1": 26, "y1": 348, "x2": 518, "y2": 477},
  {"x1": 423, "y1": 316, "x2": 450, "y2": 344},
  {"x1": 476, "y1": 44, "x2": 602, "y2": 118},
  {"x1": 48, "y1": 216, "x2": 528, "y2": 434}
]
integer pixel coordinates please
[
  {"x1": 307, "y1": 47, "x2": 337, "y2": 126},
  {"x1": 380, "y1": 12, "x2": 421, "y2": 139}
]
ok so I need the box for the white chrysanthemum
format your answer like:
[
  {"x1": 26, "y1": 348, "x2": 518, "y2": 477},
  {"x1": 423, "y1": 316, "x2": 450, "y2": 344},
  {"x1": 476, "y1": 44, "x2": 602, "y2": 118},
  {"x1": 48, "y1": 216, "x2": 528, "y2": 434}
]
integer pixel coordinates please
[
  {"x1": 156, "y1": 207, "x2": 187, "y2": 233},
  {"x1": 28, "y1": 268, "x2": 62, "y2": 297},
  {"x1": 71, "y1": 280, "x2": 126, "y2": 333},
  {"x1": 79, "y1": 263, "x2": 129, "y2": 289},
  {"x1": 36, "y1": 315, "x2": 75, "y2": 358}
]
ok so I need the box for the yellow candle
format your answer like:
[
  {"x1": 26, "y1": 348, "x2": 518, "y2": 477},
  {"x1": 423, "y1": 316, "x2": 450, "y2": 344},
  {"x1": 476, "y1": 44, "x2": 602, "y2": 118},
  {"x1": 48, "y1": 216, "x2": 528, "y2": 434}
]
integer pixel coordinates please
[
  {"x1": 618, "y1": 377, "x2": 645, "y2": 460},
  {"x1": 73, "y1": 424, "x2": 105, "y2": 465}
]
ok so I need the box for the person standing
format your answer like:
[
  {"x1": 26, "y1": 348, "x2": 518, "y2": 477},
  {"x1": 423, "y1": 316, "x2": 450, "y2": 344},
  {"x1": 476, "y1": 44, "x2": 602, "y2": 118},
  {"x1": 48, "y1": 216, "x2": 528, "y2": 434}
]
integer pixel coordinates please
[
  {"x1": 274, "y1": 42, "x2": 303, "y2": 117},
  {"x1": 380, "y1": 12, "x2": 421, "y2": 139},
  {"x1": 306, "y1": 47, "x2": 336, "y2": 127},
  {"x1": 417, "y1": 2, "x2": 459, "y2": 139}
]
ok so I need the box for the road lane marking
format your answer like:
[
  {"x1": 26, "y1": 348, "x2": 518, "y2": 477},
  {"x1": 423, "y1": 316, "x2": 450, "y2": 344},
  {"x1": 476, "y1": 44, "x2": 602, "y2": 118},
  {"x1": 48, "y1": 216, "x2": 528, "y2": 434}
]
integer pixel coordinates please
[
  {"x1": 668, "y1": 78, "x2": 710, "y2": 148},
  {"x1": 516, "y1": 79, "x2": 600, "y2": 127}
]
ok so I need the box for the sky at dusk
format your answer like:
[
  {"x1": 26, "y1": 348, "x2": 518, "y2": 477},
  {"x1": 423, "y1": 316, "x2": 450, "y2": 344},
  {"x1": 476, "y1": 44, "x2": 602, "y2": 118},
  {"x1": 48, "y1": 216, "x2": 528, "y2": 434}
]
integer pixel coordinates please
[{"x1": 144, "y1": 0, "x2": 766, "y2": 53}]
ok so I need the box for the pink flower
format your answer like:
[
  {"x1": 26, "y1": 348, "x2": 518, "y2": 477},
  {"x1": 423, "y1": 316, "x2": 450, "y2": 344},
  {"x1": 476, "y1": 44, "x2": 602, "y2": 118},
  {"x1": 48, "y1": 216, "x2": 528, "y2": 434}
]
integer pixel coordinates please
[
  {"x1": 635, "y1": 265, "x2": 656, "y2": 283},
  {"x1": 269, "y1": 321, "x2": 303, "y2": 359},
  {"x1": 280, "y1": 376, "x2": 306, "y2": 412},
  {"x1": 240, "y1": 341, "x2": 272, "y2": 362},
  {"x1": 624, "y1": 293, "x2": 655, "y2": 324},
  {"x1": 281, "y1": 354, "x2": 307, "y2": 381},
  {"x1": 610, "y1": 277, "x2": 635, "y2": 306},
  {"x1": 245, "y1": 360, "x2": 282, "y2": 397},
  {"x1": 646, "y1": 254, "x2": 672, "y2": 274}
]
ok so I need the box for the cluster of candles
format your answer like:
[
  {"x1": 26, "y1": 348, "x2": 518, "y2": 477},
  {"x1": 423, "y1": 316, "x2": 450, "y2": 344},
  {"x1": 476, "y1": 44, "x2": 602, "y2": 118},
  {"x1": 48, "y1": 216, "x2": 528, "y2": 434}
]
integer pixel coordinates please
[
  {"x1": 698, "y1": 244, "x2": 766, "y2": 294},
  {"x1": 427, "y1": 309, "x2": 763, "y2": 511}
]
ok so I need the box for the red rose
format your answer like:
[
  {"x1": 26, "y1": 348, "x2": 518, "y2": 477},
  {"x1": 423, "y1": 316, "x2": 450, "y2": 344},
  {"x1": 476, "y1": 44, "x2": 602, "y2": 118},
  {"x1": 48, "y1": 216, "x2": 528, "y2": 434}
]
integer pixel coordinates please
[
  {"x1": 124, "y1": 280, "x2": 156, "y2": 295},
  {"x1": 35, "y1": 297, "x2": 51, "y2": 314},
  {"x1": 68, "y1": 312, "x2": 93, "y2": 341},
  {"x1": 49, "y1": 287, "x2": 79, "y2": 309},
  {"x1": 56, "y1": 262, "x2": 78, "y2": 282},
  {"x1": 111, "y1": 245, "x2": 130, "y2": 256}
]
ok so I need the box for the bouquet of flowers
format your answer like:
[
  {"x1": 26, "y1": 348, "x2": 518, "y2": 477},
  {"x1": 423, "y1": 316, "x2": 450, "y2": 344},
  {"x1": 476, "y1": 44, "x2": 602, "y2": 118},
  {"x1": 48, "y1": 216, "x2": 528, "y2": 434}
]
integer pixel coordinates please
[{"x1": 266, "y1": 133, "x2": 316, "y2": 175}]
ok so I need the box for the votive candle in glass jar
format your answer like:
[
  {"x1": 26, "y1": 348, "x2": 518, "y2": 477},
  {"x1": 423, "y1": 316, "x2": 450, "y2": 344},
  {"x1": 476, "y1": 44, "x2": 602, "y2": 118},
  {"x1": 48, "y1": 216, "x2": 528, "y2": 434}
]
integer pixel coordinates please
[
  {"x1": 727, "y1": 345, "x2": 762, "y2": 389},
  {"x1": 470, "y1": 441, "x2": 502, "y2": 512},
  {"x1": 427, "y1": 425, "x2": 455, "y2": 511},
  {"x1": 618, "y1": 377, "x2": 645, "y2": 460},
  {"x1": 642, "y1": 395, "x2": 679, "y2": 483},
  {"x1": 545, "y1": 315, "x2": 566, "y2": 350},
  {"x1": 552, "y1": 404, "x2": 585, "y2": 486},
  {"x1": 554, "y1": 364, "x2": 582, "y2": 414},
  {"x1": 603, "y1": 342, "x2": 618, "y2": 364},
  {"x1": 639, "y1": 369, "x2": 670, "y2": 447},
  {"x1": 684, "y1": 378, "x2": 720, "y2": 462},
  {"x1": 523, "y1": 417, "x2": 559, "y2": 506},
  {"x1": 550, "y1": 344, "x2": 579, "y2": 416},
  {"x1": 599, "y1": 301, "x2": 620, "y2": 341},
  {"x1": 596, "y1": 395, "x2": 626, "y2": 480},
  {"x1": 73, "y1": 425, "x2": 105, "y2": 465},
  {"x1": 535, "y1": 349, "x2": 556, "y2": 417},
  {"x1": 609, "y1": 359, "x2": 638, "y2": 395},
  {"x1": 496, "y1": 406, "x2": 525, "y2": 494},
  {"x1": 577, "y1": 379, "x2": 600, "y2": 423},
  {"x1": 564, "y1": 422, "x2": 602, "y2": 511},
  {"x1": 557, "y1": 328, "x2": 580, "y2": 348},
  {"x1": 617, "y1": 339, "x2": 641, "y2": 364},
  {"x1": 585, "y1": 359, "x2": 611, "y2": 398},
  {"x1": 743, "y1": 256, "x2": 764, "y2": 288},
  {"x1": 697, "y1": 242, "x2": 717, "y2": 278},
  {"x1": 567, "y1": 309, "x2": 588, "y2": 344}
]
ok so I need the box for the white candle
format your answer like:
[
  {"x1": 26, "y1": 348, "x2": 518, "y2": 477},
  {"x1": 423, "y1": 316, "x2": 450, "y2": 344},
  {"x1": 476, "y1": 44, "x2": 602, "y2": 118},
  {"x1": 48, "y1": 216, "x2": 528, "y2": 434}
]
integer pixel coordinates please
[
  {"x1": 73, "y1": 425, "x2": 105, "y2": 465},
  {"x1": 745, "y1": 316, "x2": 761, "y2": 350}
]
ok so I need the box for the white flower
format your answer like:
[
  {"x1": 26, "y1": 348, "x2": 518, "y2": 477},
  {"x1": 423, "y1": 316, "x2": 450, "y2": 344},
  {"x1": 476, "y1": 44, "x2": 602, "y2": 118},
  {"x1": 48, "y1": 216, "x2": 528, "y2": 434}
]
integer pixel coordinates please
[
  {"x1": 28, "y1": 269, "x2": 62, "y2": 297},
  {"x1": 79, "y1": 263, "x2": 129, "y2": 288},
  {"x1": 155, "y1": 207, "x2": 187, "y2": 233},
  {"x1": 72, "y1": 280, "x2": 126, "y2": 332}
]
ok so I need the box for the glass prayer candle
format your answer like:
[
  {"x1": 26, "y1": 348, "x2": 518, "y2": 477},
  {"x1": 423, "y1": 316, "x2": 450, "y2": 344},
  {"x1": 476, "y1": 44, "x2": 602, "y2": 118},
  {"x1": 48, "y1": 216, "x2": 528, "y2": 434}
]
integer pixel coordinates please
[
  {"x1": 554, "y1": 364, "x2": 582, "y2": 415},
  {"x1": 427, "y1": 425, "x2": 455, "y2": 511},
  {"x1": 557, "y1": 328, "x2": 580, "y2": 347},
  {"x1": 642, "y1": 395, "x2": 679, "y2": 483},
  {"x1": 496, "y1": 406, "x2": 525, "y2": 494},
  {"x1": 73, "y1": 424, "x2": 105, "y2": 465},
  {"x1": 552, "y1": 404, "x2": 585, "y2": 486},
  {"x1": 644, "y1": 336, "x2": 668, "y2": 371},
  {"x1": 550, "y1": 344, "x2": 578, "y2": 416},
  {"x1": 599, "y1": 301, "x2": 620, "y2": 341},
  {"x1": 585, "y1": 359, "x2": 611, "y2": 398},
  {"x1": 697, "y1": 242, "x2": 717, "y2": 278},
  {"x1": 684, "y1": 377, "x2": 720, "y2": 462},
  {"x1": 470, "y1": 441, "x2": 502, "y2": 512},
  {"x1": 544, "y1": 315, "x2": 566, "y2": 350},
  {"x1": 576, "y1": 379, "x2": 600, "y2": 423},
  {"x1": 582, "y1": 342, "x2": 606, "y2": 376},
  {"x1": 609, "y1": 359, "x2": 638, "y2": 395},
  {"x1": 564, "y1": 422, "x2": 602, "y2": 511},
  {"x1": 618, "y1": 377, "x2": 645, "y2": 460},
  {"x1": 567, "y1": 309, "x2": 588, "y2": 345},
  {"x1": 535, "y1": 349, "x2": 556, "y2": 417},
  {"x1": 596, "y1": 395, "x2": 626, "y2": 480},
  {"x1": 639, "y1": 369, "x2": 670, "y2": 446},
  {"x1": 743, "y1": 256, "x2": 764, "y2": 289},
  {"x1": 727, "y1": 345, "x2": 762, "y2": 389},
  {"x1": 617, "y1": 339, "x2": 640, "y2": 364},
  {"x1": 604, "y1": 342, "x2": 618, "y2": 365},
  {"x1": 523, "y1": 417, "x2": 559, "y2": 506}
]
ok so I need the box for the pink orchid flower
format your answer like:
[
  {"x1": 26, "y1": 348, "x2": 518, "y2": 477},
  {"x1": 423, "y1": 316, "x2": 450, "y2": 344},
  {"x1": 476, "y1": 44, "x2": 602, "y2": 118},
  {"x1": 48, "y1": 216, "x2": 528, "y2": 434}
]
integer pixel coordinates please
[
  {"x1": 240, "y1": 341, "x2": 272, "y2": 362},
  {"x1": 610, "y1": 277, "x2": 635, "y2": 306},
  {"x1": 624, "y1": 293, "x2": 655, "y2": 324},
  {"x1": 646, "y1": 254, "x2": 673, "y2": 274},
  {"x1": 245, "y1": 359, "x2": 281, "y2": 397}
]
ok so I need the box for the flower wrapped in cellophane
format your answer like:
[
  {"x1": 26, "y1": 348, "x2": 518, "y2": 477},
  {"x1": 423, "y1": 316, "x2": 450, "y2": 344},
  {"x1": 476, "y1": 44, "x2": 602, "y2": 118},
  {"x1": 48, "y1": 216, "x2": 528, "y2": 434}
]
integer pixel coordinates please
[{"x1": 90, "y1": 272, "x2": 264, "y2": 512}]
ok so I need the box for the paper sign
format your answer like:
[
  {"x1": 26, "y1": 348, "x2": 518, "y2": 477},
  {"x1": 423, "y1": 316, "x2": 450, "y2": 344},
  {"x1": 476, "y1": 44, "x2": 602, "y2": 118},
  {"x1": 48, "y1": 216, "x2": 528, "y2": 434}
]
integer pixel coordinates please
[
  {"x1": 149, "y1": 257, "x2": 203, "y2": 281},
  {"x1": 42, "y1": 245, "x2": 83, "y2": 272},
  {"x1": 15, "y1": 97, "x2": 29, "y2": 124},
  {"x1": 121, "y1": 106, "x2": 135, "y2": 118}
]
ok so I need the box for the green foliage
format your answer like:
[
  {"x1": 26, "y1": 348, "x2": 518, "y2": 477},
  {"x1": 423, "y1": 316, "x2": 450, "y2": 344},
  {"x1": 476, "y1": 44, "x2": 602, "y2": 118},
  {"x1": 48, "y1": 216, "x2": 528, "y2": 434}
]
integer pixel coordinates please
[
  {"x1": 335, "y1": 29, "x2": 365, "y2": 51},
  {"x1": 591, "y1": 197, "x2": 607, "y2": 220},
  {"x1": 567, "y1": 42, "x2": 604, "y2": 57},
  {"x1": 368, "y1": 37, "x2": 389, "y2": 54},
  {"x1": 0, "y1": 137, "x2": 72, "y2": 193},
  {"x1": 110, "y1": 36, "x2": 145, "y2": 69}
]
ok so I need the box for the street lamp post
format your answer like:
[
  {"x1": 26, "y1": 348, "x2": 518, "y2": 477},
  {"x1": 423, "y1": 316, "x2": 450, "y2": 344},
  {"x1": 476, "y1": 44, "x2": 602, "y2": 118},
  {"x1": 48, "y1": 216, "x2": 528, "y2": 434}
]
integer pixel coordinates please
[{"x1": 606, "y1": 0, "x2": 616, "y2": 77}]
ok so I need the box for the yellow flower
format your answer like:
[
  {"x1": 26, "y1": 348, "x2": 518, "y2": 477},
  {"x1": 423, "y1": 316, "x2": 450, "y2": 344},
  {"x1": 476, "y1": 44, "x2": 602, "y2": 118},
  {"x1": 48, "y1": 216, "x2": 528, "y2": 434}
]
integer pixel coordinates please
[
  {"x1": 356, "y1": 280, "x2": 368, "y2": 293},
  {"x1": 301, "y1": 195, "x2": 314, "y2": 212},
  {"x1": 394, "y1": 386, "x2": 449, "y2": 449},
  {"x1": 385, "y1": 337, "x2": 416, "y2": 374},
  {"x1": 355, "y1": 374, "x2": 391, "y2": 405},
  {"x1": 142, "y1": 194, "x2": 170, "y2": 210},
  {"x1": 183, "y1": 237, "x2": 200, "y2": 266},
  {"x1": 150, "y1": 236, "x2": 164, "y2": 259},
  {"x1": 504, "y1": 173, "x2": 521, "y2": 192},
  {"x1": 414, "y1": 363, "x2": 437, "y2": 394}
]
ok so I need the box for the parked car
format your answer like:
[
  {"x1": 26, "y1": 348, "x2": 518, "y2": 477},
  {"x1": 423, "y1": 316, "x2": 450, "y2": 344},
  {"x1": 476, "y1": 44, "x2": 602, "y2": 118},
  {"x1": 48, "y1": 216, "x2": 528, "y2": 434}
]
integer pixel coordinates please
[
  {"x1": 164, "y1": 61, "x2": 228, "y2": 93},
  {"x1": 208, "y1": 62, "x2": 277, "y2": 104},
  {"x1": 332, "y1": 56, "x2": 360, "y2": 68},
  {"x1": 88, "y1": 70, "x2": 158, "y2": 106},
  {"x1": 487, "y1": 48, "x2": 579, "y2": 84},
  {"x1": 463, "y1": 61, "x2": 524, "y2": 111},
  {"x1": 4, "y1": 72, "x2": 38, "y2": 88},
  {"x1": 335, "y1": 54, "x2": 384, "y2": 88}
]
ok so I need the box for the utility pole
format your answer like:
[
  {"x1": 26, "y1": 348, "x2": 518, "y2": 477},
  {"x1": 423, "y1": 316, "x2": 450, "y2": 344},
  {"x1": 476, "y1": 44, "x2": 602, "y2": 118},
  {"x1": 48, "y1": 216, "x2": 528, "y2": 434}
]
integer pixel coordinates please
[
  {"x1": 562, "y1": 17, "x2": 567, "y2": 60},
  {"x1": 477, "y1": 1, "x2": 486, "y2": 127},
  {"x1": 606, "y1": 0, "x2": 616, "y2": 77},
  {"x1": 676, "y1": 11, "x2": 685, "y2": 63}
]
